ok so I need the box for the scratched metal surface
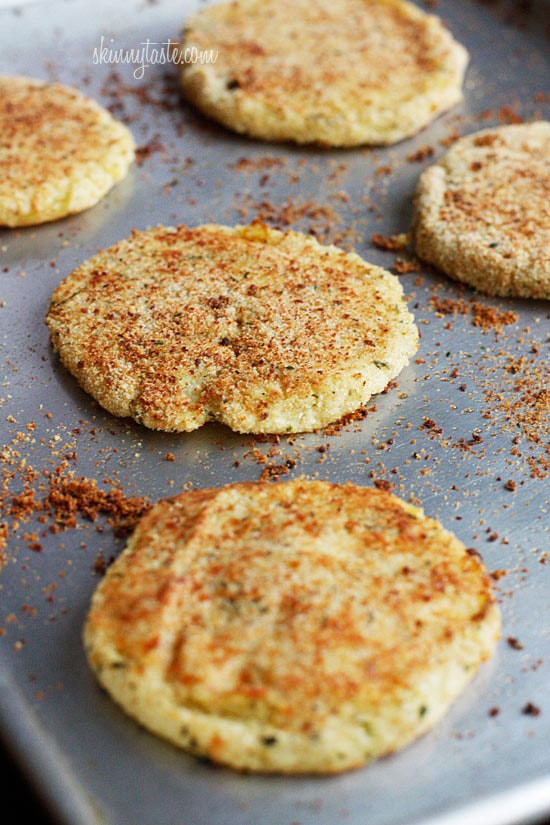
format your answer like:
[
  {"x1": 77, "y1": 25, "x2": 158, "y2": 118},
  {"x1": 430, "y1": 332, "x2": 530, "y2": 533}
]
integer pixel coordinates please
[{"x1": 0, "y1": 1, "x2": 549, "y2": 824}]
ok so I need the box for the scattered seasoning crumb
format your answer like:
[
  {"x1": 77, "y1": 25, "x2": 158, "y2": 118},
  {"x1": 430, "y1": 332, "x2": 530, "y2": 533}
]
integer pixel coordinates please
[
  {"x1": 136, "y1": 134, "x2": 165, "y2": 165},
  {"x1": 507, "y1": 637, "x2": 524, "y2": 650},
  {"x1": 93, "y1": 551, "x2": 115, "y2": 575},
  {"x1": 429, "y1": 295, "x2": 518, "y2": 332},
  {"x1": 522, "y1": 702, "x2": 541, "y2": 717},
  {"x1": 498, "y1": 105, "x2": 523, "y2": 124},
  {"x1": 234, "y1": 193, "x2": 355, "y2": 246},
  {"x1": 393, "y1": 256, "x2": 422, "y2": 274},
  {"x1": 471, "y1": 304, "x2": 519, "y2": 332},
  {"x1": 259, "y1": 460, "x2": 296, "y2": 482},
  {"x1": 371, "y1": 232, "x2": 410, "y2": 251},
  {"x1": 227, "y1": 155, "x2": 286, "y2": 173},
  {"x1": 43, "y1": 476, "x2": 151, "y2": 536},
  {"x1": 323, "y1": 405, "x2": 369, "y2": 436},
  {"x1": 490, "y1": 569, "x2": 508, "y2": 581},
  {"x1": 373, "y1": 478, "x2": 395, "y2": 492},
  {"x1": 0, "y1": 448, "x2": 152, "y2": 565},
  {"x1": 406, "y1": 145, "x2": 434, "y2": 163},
  {"x1": 419, "y1": 417, "x2": 443, "y2": 434}
]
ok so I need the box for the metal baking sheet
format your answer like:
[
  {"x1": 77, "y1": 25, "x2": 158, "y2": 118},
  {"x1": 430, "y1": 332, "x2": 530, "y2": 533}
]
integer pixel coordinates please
[{"x1": 1, "y1": 1, "x2": 549, "y2": 824}]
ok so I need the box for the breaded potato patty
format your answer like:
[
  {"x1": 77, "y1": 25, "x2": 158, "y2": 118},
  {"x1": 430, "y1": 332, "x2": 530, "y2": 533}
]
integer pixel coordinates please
[
  {"x1": 0, "y1": 76, "x2": 135, "y2": 227},
  {"x1": 413, "y1": 122, "x2": 550, "y2": 298},
  {"x1": 46, "y1": 222, "x2": 418, "y2": 434},
  {"x1": 84, "y1": 479, "x2": 501, "y2": 774},
  {"x1": 179, "y1": 0, "x2": 468, "y2": 147}
]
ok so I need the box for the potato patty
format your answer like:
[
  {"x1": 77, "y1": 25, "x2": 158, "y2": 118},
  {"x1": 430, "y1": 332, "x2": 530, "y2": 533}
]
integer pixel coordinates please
[
  {"x1": 413, "y1": 122, "x2": 550, "y2": 298},
  {"x1": 84, "y1": 479, "x2": 501, "y2": 774},
  {"x1": 179, "y1": 0, "x2": 468, "y2": 147},
  {"x1": 46, "y1": 222, "x2": 418, "y2": 434},
  {"x1": 0, "y1": 76, "x2": 135, "y2": 227}
]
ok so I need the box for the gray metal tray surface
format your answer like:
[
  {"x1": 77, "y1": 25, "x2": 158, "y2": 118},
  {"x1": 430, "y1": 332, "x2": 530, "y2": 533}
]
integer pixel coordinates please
[{"x1": 0, "y1": 1, "x2": 549, "y2": 824}]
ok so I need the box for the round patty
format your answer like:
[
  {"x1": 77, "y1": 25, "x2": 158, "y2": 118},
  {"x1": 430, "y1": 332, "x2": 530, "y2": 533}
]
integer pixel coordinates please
[
  {"x1": 46, "y1": 222, "x2": 418, "y2": 434},
  {"x1": 179, "y1": 0, "x2": 468, "y2": 147},
  {"x1": 0, "y1": 75, "x2": 135, "y2": 227},
  {"x1": 84, "y1": 479, "x2": 501, "y2": 774},
  {"x1": 413, "y1": 121, "x2": 550, "y2": 299}
]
